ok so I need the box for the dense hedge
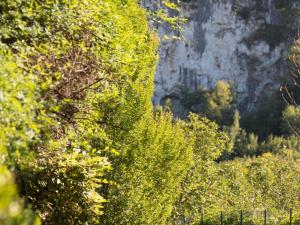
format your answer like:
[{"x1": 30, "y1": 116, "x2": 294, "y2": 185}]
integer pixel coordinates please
[{"x1": 2, "y1": 1, "x2": 300, "y2": 225}]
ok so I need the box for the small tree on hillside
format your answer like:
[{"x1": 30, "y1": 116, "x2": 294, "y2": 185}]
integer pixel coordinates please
[{"x1": 281, "y1": 37, "x2": 300, "y2": 137}]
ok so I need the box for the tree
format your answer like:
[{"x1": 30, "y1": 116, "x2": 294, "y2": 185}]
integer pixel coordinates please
[
  {"x1": 194, "y1": 151, "x2": 300, "y2": 224},
  {"x1": 281, "y1": 105, "x2": 300, "y2": 136},
  {"x1": 280, "y1": 37, "x2": 300, "y2": 136},
  {"x1": 103, "y1": 110, "x2": 194, "y2": 225},
  {"x1": 205, "y1": 80, "x2": 235, "y2": 125},
  {"x1": 222, "y1": 110, "x2": 259, "y2": 159},
  {"x1": 168, "y1": 114, "x2": 229, "y2": 225},
  {"x1": 258, "y1": 134, "x2": 300, "y2": 154},
  {"x1": 182, "y1": 80, "x2": 235, "y2": 126}
]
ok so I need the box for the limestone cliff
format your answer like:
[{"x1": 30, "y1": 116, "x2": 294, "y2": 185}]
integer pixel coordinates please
[{"x1": 144, "y1": 0, "x2": 300, "y2": 116}]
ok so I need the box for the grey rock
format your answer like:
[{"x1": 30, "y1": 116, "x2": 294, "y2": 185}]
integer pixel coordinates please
[{"x1": 144, "y1": 0, "x2": 300, "y2": 116}]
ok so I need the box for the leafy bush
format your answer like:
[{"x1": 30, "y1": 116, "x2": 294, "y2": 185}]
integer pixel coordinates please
[
  {"x1": 1, "y1": 0, "x2": 160, "y2": 224},
  {"x1": 281, "y1": 105, "x2": 300, "y2": 136},
  {"x1": 182, "y1": 80, "x2": 235, "y2": 126},
  {"x1": 104, "y1": 111, "x2": 195, "y2": 225},
  {"x1": 0, "y1": 154, "x2": 40, "y2": 225},
  {"x1": 241, "y1": 90, "x2": 284, "y2": 139},
  {"x1": 192, "y1": 151, "x2": 300, "y2": 225},
  {"x1": 168, "y1": 114, "x2": 229, "y2": 225},
  {"x1": 259, "y1": 135, "x2": 300, "y2": 154}
]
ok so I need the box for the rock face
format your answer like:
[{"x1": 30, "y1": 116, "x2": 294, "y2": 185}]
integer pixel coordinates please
[{"x1": 144, "y1": 0, "x2": 300, "y2": 116}]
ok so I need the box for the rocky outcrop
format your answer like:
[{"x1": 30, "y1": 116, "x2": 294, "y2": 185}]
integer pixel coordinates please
[{"x1": 145, "y1": 0, "x2": 300, "y2": 115}]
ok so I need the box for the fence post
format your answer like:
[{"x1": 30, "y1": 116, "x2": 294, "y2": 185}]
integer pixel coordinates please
[
  {"x1": 240, "y1": 210, "x2": 243, "y2": 225},
  {"x1": 221, "y1": 211, "x2": 223, "y2": 225},
  {"x1": 290, "y1": 208, "x2": 293, "y2": 225},
  {"x1": 264, "y1": 210, "x2": 267, "y2": 225}
]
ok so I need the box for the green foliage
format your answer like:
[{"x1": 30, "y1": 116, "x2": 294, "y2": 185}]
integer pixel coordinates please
[
  {"x1": 283, "y1": 38, "x2": 300, "y2": 107},
  {"x1": 281, "y1": 105, "x2": 300, "y2": 136},
  {"x1": 228, "y1": 110, "x2": 243, "y2": 149},
  {"x1": 279, "y1": 38, "x2": 300, "y2": 146},
  {"x1": 0, "y1": 47, "x2": 44, "y2": 160},
  {"x1": 182, "y1": 80, "x2": 235, "y2": 126},
  {"x1": 241, "y1": 90, "x2": 284, "y2": 139},
  {"x1": 104, "y1": 111, "x2": 194, "y2": 225},
  {"x1": 182, "y1": 151, "x2": 300, "y2": 225},
  {"x1": 0, "y1": 47, "x2": 43, "y2": 224},
  {"x1": 3, "y1": 1, "x2": 300, "y2": 225},
  {"x1": 0, "y1": 0, "x2": 158, "y2": 224},
  {"x1": 1, "y1": 0, "x2": 161, "y2": 223},
  {"x1": 204, "y1": 80, "x2": 234, "y2": 125},
  {"x1": 219, "y1": 151, "x2": 300, "y2": 224},
  {"x1": 169, "y1": 114, "x2": 229, "y2": 225},
  {"x1": 223, "y1": 110, "x2": 259, "y2": 159},
  {"x1": 146, "y1": 0, "x2": 187, "y2": 38},
  {"x1": 0, "y1": 45, "x2": 110, "y2": 224},
  {"x1": 259, "y1": 135, "x2": 300, "y2": 154},
  {"x1": 103, "y1": 111, "x2": 231, "y2": 225},
  {"x1": 0, "y1": 157, "x2": 40, "y2": 225},
  {"x1": 17, "y1": 149, "x2": 109, "y2": 225}
]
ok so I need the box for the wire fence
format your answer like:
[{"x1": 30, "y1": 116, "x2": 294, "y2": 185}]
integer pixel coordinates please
[{"x1": 199, "y1": 209, "x2": 300, "y2": 225}]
